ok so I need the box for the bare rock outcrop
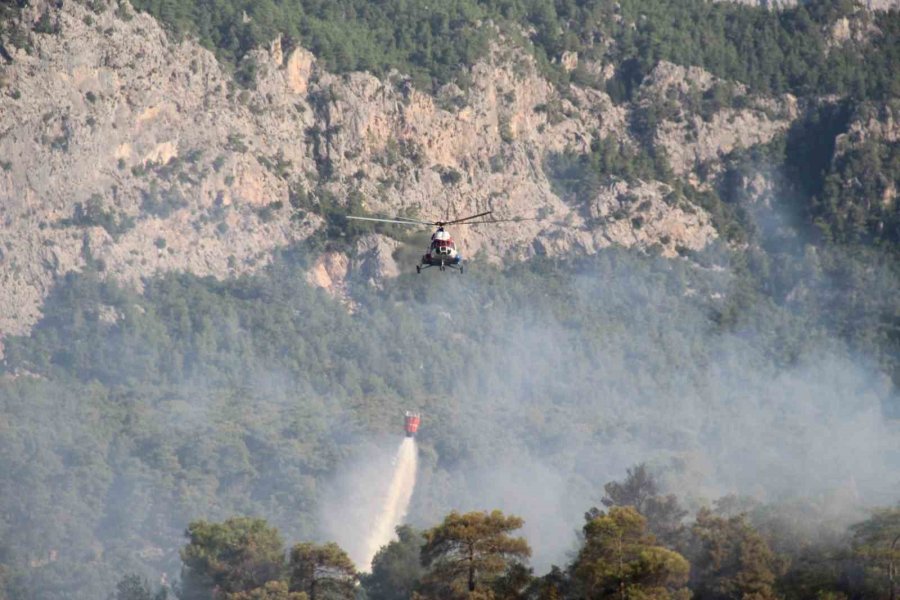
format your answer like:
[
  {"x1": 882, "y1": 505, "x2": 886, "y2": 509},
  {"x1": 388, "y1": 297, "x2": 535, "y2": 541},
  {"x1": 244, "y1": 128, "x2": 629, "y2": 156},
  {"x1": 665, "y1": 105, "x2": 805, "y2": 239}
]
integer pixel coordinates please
[
  {"x1": 0, "y1": 2, "x2": 735, "y2": 337},
  {"x1": 836, "y1": 100, "x2": 900, "y2": 150},
  {"x1": 0, "y1": 1, "x2": 318, "y2": 334},
  {"x1": 588, "y1": 180, "x2": 716, "y2": 255},
  {"x1": 640, "y1": 62, "x2": 797, "y2": 176},
  {"x1": 307, "y1": 251, "x2": 350, "y2": 298},
  {"x1": 831, "y1": 100, "x2": 900, "y2": 208},
  {"x1": 353, "y1": 234, "x2": 402, "y2": 285}
]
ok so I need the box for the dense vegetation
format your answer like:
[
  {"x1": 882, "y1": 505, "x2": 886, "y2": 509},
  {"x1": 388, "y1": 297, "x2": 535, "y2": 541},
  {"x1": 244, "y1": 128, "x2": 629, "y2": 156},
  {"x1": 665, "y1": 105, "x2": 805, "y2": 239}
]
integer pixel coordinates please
[
  {"x1": 810, "y1": 103, "x2": 900, "y2": 247},
  {"x1": 128, "y1": 0, "x2": 495, "y2": 89},
  {"x1": 1, "y1": 236, "x2": 899, "y2": 599},
  {"x1": 0, "y1": 1, "x2": 30, "y2": 59},
  {"x1": 597, "y1": 0, "x2": 900, "y2": 102},
  {"x1": 113, "y1": 467, "x2": 900, "y2": 600},
  {"x1": 1, "y1": 0, "x2": 899, "y2": 598},
  {"x1": 124, "y1": 0, "x2": 899, "y2": 99}
]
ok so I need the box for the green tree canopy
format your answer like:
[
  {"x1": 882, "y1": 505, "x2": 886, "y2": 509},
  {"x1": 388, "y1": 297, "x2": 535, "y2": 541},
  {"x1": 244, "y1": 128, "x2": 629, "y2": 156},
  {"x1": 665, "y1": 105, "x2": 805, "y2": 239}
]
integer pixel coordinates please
[
  {"x1": 572, "y1": 506, "x2": 690, "y2": 600},
  {"x1": 114, "y1": 574, "x2": 166, "y2": 600},
  {"x1": 124, "y1": 0, "x2": 900, "y2": 101},
  {"x1": 851, "y1": 507, "x2": 900, "y2": 600},
  {"x1": 362, "y1": 525, "x2": 425, "y2": 600},
  {"x1": 181, "y1": 518, "x2": 286, "y2": 600},
  {"x1": 525, "y1": 565, "x2": 570, "y2": 600},
  {"x1": 595, "y1": 464, "x2": 689, "y2": 550},
  {"x1": 420, "y1": 510, "x2": 531, "y2": 598},
  {"x1": 689, "y1": 508, "x2": 782, "y2": 600},
  {"x1": 288, "y1": 542, "x2": 357, "y2": 600},
  {"x1": 226, "y1": 580, "x2": 308, "y2": 600}
]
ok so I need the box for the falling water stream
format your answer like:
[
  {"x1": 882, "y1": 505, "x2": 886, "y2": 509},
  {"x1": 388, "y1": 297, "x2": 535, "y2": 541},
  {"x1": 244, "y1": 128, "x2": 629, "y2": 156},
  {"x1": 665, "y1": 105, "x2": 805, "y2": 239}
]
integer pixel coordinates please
[{"x1": 360, "y1": 437, "x2": 418, "y2": 571}]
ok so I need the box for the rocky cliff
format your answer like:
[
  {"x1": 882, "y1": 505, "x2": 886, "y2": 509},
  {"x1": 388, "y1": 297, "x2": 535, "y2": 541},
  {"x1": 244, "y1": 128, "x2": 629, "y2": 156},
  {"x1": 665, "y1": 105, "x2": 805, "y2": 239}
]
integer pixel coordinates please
[{"x1": 0, "y1": 0, "x2": 892, "y2": 338}]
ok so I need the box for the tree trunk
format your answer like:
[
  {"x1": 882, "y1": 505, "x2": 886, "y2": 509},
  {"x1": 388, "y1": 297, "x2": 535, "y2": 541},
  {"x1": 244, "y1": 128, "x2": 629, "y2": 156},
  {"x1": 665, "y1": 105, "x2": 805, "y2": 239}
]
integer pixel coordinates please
[
  {"x1": 890, "y1": 533, "x2": 899, "y2": 600},
  {"x1": 468, "y1": 544, "x2": 476, "y2": 592},
  {"x1": 618, "y1": 535, "x2": 626, "y2": 600}
]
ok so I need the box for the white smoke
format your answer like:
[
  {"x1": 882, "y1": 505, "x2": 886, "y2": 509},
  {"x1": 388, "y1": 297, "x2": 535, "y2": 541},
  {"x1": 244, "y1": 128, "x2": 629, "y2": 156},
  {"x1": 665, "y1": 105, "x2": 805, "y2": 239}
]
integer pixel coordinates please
[
  {"x1": 360, "y1": 437, "x2": 418, "y2": 570},
  {"x1": 320, "y1": 436, "x2": 418, "y2": 572}
]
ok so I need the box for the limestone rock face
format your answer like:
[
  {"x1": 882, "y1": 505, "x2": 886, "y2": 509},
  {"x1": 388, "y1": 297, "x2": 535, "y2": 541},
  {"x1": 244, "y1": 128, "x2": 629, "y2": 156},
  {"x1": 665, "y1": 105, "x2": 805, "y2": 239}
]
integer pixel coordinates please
[
  {"x1": 0, "y1": 1, "x2": 318, "y2": 335},
  {"x1": 587, "y1": 180, "x2": 716, "y2": 257},
  {"x1": 640, "y1": 62, "x2": 797, "y2": 177},
  {"x1": 837, "y1": 101, "x2": 900, "y2": 150},
  {"x1": 353, "y1": 234, "x2": 402, "y2": 285},
  {"x1": 307, "y1": 251, "x2": 350, "y2": 296},
  {"x1": 831, "y1": 100, "x2": 900, "y2": 209},
  {"x1": 12, "y1": 1, "x2": 859, "y2": 336}
]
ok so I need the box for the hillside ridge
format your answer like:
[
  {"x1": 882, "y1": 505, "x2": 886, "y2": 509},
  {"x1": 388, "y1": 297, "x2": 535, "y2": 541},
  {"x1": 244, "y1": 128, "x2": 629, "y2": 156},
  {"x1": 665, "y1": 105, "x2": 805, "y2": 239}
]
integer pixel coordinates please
[{"x1": 0, "y1": 0, "x2": 810, "y2": 336}]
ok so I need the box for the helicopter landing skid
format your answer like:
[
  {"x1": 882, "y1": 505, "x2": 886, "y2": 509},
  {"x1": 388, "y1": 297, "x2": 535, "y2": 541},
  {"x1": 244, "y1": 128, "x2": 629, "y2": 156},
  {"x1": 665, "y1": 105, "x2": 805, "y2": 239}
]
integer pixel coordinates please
[{"x1": 417, "y1": 263, "x2": 463, "y2": 274}]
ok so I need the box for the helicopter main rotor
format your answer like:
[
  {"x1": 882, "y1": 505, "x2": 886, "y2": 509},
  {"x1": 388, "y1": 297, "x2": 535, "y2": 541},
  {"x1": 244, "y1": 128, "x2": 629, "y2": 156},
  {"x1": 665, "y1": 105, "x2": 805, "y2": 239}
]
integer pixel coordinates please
[{"x1": 346, "y1": 210, "x2": 525, "y2": 227}]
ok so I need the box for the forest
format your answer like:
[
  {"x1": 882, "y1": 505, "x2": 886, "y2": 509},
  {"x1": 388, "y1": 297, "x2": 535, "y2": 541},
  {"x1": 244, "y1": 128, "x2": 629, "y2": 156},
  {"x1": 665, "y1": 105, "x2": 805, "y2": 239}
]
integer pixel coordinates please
[
  {"x1": 123, "y1": 0, "x2": 900, "y2": 99},
  {"x1": 113, "y1": 465, "x2": 900, "y2": 600},
  {"x1": 0, "y1": 0, "x2": 899, "y2": 598},
  {"x1": 2, "y1": 240, "x2": 899, "y2": 599}
]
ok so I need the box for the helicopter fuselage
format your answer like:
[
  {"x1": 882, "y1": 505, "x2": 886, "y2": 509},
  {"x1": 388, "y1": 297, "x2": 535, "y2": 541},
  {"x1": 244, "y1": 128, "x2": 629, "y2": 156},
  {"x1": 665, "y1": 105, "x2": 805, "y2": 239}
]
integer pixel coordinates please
[
  {"x1": 422, "y1": 252, "x2": 463, "y2": 267},
  {"x1": 419, "y1": 227, "x2": 463, "y2": 272},
  {"x1": 345, "y1": 212, "x2": 499, "y2": 274}
]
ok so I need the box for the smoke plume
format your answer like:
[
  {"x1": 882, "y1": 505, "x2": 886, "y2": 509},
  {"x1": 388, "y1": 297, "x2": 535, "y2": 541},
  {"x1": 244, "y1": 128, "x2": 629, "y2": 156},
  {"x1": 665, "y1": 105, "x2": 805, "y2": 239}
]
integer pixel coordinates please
[
  {"x1": 320, "y1": 436, "x2": 418, "y2": 571},
  {"x1": 360, "y1": 437, "x2": 418, "y2": 570}
]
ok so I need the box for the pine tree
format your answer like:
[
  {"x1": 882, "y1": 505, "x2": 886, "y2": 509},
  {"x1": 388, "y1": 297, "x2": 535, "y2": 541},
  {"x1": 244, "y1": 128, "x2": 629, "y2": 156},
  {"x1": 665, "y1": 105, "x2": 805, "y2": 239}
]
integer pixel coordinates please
[{"x1": 420, "y1": 510, "x2": 531, "y2": 598}]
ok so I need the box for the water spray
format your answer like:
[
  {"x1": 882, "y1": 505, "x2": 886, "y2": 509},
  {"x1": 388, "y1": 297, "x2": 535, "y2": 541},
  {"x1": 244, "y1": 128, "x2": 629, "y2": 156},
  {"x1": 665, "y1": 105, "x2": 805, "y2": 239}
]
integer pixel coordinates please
[{"x1": 358, "y1": 412, "x2": 420, "y2": 571}]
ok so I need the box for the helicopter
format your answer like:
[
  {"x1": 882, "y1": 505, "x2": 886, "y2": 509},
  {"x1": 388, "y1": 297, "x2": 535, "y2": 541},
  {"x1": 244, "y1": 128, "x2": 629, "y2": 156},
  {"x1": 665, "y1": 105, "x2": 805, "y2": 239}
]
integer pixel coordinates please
[{"x1": 346, "y1": 210, "x2": 509, "y2": 273}]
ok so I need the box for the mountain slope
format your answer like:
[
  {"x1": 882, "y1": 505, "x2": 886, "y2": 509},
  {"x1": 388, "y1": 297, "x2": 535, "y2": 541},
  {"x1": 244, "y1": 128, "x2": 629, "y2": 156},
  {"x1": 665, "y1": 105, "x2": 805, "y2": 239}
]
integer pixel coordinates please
[
  {"x1": 2, "y1": 0, "x2": 841, "y2": 336},
  {"x1": 0, "y1": 1, "x2": 899, "y2": 598}
]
